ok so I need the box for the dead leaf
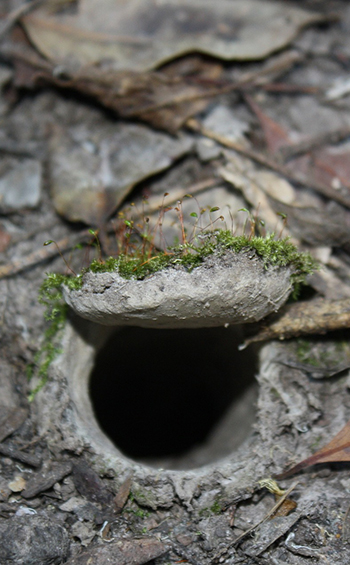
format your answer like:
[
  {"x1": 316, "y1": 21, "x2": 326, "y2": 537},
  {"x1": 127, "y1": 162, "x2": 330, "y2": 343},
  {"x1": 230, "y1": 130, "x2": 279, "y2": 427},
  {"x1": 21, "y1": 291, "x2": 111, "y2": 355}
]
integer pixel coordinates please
[
  {"x1": 72, "y1": 461, "x2": 113, "y2": 506},
  {"x1": 13, "y1": 0, "x2": 325, "y2": 132},
  {"x1": 9, "y1": 43, "x2": 225, "y2": 132},
  {"x1": 219, "y1": 151, "x2": 295, "y2": 237},
  {"x1": 309, "y1": 146, "x2": 350, "y2": 192},
  {"x1": 7, "y1": 41, "x2": 305, "y2": 132},
  {"x1": 271, "y1": 497, "x2": 297, "y2": 518},
  {"x1": 278, "y1": 126, "x2": 350, "y2": 162},
  {"x1": 49, "y1": 121, "x2": 193, "y2": 225},
  {"x1": 245, "y1": 94, "x2": 291, "y2": 154},
  {"x1": 244, "y1": 297, "x2": 350, "y2": 346},
  {"x1": 242, "y1": 97, "x2": 350, "y2": 215},
  {"x1": 0, "y1": 225, "x2": 11, "y2": 252},
  {"x1": 22, "y1": 0, "x2": 324, "y2": 71},
  {"x1": 228, "y1": 97, "x2": 350, "y2": 246},
  {"x1": 114, "y1": 474, "x2": 132, "y2": 514},
  {"x1": 276, "y1": 419, "x2": 350, "y2": 479}
]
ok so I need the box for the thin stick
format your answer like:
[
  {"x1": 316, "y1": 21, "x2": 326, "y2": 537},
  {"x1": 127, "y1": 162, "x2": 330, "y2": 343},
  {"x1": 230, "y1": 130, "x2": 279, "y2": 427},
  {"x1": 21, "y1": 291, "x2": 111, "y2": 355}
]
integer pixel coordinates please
[
  {"x1": 0, "y1": 0, "x2": 45, "y2": 40},
  {"x1": 122, "y1": 52, "x2": 304, "y2": 117},
  {"x1": 187, "y1": 118, "x2": 350, "y2": 210},
  {"x1": 0, "y1": 178, "x2": 218, "y2": 280},
  {"x1": 232, "y1": 481, "x2": 299, "y2": 547},
  {"x1": 343, "y1": 503, "x2": 350, "y2": 541},
  {"x1": 279, "y1": 126, "x2": 350, "y2": 162},
  {"x1": 0, "y1": 230, "x2": 91, "y2": 279},
  {"x1": 214, "y1": 481, "x2": 299, "y2": 562}
]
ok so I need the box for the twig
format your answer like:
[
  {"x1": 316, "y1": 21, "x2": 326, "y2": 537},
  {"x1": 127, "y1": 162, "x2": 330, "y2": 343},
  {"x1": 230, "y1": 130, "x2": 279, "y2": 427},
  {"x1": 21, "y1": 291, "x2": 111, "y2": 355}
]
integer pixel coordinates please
[
  {"x1": 0, "y1": 0, "x2": 45, "y2": 40},
  {"x1": 242, "y1": 297, "x2": 350, "y2": 347},
  {"x1": 187, "y1": 118, "x2": 350, "y2": 210},
  {"x1": 343, "y1": 503, "x2": 350, "y2": 541},
  {"x1": 0, "y1": 139, "x2": 41, "y2": 157},
  {"x1": 214, "y1": 482, "x2": 299, "y2": 562},
  {"x1": 123, "y1": 51, "x2": 304, "y2": 117},
  {"x1": 233, "y1": 482, "x2": 299, "y2": 547},
  {"x1": 0, "y1": 230, "x2": 91, "y2": 279},
  {"x1": 0, "y1": 442, "x2": 41, "y2": 467},
  {"x1": 141, "y1": 177, "x2": 218, "y2": 215},
  {"x1": 0, "y1": 178, "x2": 218, "y2": 279},
  {"x1": 279, "y1": 126, "x2": 350, "y2": 162}
]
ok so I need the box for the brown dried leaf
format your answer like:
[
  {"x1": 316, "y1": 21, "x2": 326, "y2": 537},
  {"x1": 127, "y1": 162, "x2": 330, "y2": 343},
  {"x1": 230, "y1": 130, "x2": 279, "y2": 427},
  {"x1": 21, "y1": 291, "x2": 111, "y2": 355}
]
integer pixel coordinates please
[
  {"x1": 271, "y1": 497, "x2": 297, "y2": 518},
  {"x1": 114, "y1": 474, "x2": 132, "y2": 514},
  {"x1": 22, "y1": 0, "x2": 323, "y2": 71},
  {"x1": 245, "y1": 98, "x2": 350, "y2": 232},
  {"x1": 244, "y1": 297, "x2": 350, "y2": 347},
  {"x1": 10, "y1": 43, "x2": 223, "y2": 132},
  {"x1": 0, "y1": 226, "x2": 11, "y2": 253},
  {"x1": 245, "y1": 94, "x2": 291, "y2": 154},
  {"x1": 276, "y1": 419, "x2": 350, "y2": 479},
  {"x1": 307, "y1": 147, "x2": 350, "y2": 192},
  {"x1": 17, "y1": 1, "x2": 325, "y2": 130},
  {"x1": 48, "y1": 121, "x2": 192, "y2": 225}
]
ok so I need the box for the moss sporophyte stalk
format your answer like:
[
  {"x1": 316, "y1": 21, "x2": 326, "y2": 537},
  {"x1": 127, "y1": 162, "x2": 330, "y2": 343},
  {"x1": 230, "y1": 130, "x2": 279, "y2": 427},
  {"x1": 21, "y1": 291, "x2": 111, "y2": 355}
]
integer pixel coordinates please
[{"x1": 29, "y1": 229, "x2": 317, "y2": 399}]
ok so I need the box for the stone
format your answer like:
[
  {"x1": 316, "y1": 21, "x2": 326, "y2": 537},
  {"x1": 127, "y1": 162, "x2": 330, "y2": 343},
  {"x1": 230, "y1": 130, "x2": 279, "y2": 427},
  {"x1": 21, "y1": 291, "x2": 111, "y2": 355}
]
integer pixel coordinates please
[{"x1": 0, "y1": 515, "x2": 69, "y2": 565}]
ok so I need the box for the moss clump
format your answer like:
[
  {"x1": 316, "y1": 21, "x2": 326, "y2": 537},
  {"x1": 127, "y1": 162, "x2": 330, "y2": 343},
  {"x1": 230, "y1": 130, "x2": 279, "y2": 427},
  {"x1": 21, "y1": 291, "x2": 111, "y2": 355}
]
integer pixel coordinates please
[
  {"x1": 28, "y1": 273, "x2": 83, "y2": 400},
  {"x1": 210, "y1": 499, "x2": 223, "y2": 515},
  {"x1": 86, "y1": 231, "x2": 317, "y2": 288},
  {"x1": 31, "y1": 230, "x2": 316, "y2": 398}
]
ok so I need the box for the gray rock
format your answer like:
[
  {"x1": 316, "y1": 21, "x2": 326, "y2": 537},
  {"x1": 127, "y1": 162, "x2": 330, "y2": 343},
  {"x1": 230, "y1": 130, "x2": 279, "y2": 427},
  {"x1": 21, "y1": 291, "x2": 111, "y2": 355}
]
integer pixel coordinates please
[
  {"x1": 0, "y1": 515, "x2": 70, "y2": 565},
  {"x1": 0, "y1": 158, "x2": 42, "y2": 211}
]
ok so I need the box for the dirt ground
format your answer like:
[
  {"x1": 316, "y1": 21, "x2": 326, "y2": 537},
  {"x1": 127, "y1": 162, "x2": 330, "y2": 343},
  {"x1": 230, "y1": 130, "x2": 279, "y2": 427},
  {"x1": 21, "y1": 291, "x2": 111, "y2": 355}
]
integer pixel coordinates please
[{"x1": 1, "y1": 0, "x2": 350, "y2": 564}]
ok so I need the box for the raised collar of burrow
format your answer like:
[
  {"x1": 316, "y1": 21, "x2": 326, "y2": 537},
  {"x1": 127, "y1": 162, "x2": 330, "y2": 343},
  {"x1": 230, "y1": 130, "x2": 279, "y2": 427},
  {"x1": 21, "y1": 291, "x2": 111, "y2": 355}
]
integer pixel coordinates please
[
  {"x1": 34, "y1": 248, "x2": 300, "y2": 511},
  {"x1": 63, "y1": 249, "x2": 295, "y2": 327}
]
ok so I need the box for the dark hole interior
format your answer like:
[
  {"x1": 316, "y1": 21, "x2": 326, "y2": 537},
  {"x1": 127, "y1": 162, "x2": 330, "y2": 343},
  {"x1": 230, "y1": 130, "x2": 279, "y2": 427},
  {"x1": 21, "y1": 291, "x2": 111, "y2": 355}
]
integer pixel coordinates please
[{"x1": 90, "y1": 326, "x2": 258, "y2": 466}]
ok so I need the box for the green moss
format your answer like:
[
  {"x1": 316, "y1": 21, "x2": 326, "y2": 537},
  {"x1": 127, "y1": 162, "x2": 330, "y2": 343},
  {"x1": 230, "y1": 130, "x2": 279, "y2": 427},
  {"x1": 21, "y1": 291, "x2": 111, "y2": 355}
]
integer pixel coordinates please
[
  {"x1": 296, "y1": 339, "x2": 319, "y2": 366},
  {"x1": 210, "y1": 500, "x2": 222, "y2": 515},
  {"x1": 310, "y1": 435, "x2": 323, "y2": 451},
  {"x1": 124, "y1": 506, "x2": 150, "y2": 519},
  {"x1": 295, "y1": 337, "x2": 350, "y2": 370},
  {"x1": 86, "y1": 231, "x2": 317, "y2": 287},
  {"x1": 28, "y1": 272, "x2": 83, "y2": 401},
  {"x1": 31, "y1": 230, "x2": 316, "y2": 398},
  {"x1": 125, "y1": 492, "x2": 150, "y2": 517}
]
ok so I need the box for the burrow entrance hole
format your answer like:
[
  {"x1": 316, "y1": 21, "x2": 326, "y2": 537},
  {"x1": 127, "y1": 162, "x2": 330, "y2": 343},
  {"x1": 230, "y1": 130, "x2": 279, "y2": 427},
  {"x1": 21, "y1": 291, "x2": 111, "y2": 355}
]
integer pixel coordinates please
[{"x1": 90, "y1": 326, "x2": 258, "y2": 469}]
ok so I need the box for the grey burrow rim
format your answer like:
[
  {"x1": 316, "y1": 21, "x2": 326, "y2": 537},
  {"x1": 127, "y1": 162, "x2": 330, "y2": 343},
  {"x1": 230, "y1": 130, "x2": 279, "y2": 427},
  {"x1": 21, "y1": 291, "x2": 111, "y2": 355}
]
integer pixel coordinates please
[
  {"x1": 33, "y1": 252, "x2": 296, "y2": 510},
  {"x1": 62, "y1": 250, "x2": 295, "y2": 328}
]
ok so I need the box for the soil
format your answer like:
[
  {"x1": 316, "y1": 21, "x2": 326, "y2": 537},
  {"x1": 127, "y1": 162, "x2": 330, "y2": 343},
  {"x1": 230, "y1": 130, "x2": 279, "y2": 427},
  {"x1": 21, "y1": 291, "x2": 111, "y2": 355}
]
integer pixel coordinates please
[{"x1": 1, "y1": 1, "x2": 350, "y2": 564}]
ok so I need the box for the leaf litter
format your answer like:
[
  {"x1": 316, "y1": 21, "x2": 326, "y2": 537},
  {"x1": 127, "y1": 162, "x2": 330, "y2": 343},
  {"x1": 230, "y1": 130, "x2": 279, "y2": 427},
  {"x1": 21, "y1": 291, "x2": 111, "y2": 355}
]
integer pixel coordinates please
[
  {"x1": 1, "y1": 1, "x2": 350, "y2": 563},
  {"x1": 21, "y1": 0, "x2": 324, "y2": 70}
]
